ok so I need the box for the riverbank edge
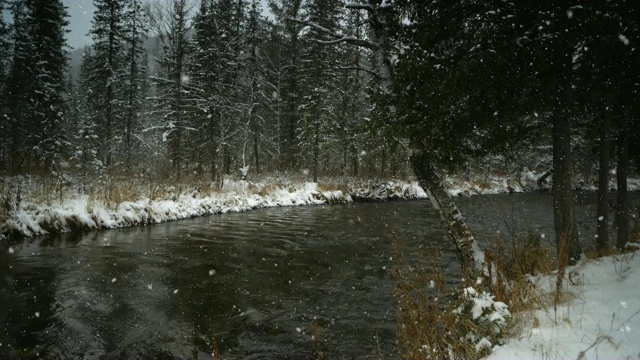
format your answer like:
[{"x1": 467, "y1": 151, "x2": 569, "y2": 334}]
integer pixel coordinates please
[
  {"x1": 1, "y1": 178, "x2": 428, "y2": 240},
  {"x1": 2, "y1": 172, "x2": 639, "y2": 241}
]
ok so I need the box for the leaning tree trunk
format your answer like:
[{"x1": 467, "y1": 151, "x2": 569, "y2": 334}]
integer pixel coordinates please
[
  {"x1": 292, "y1": 1, "x2": 485, "y2": 272},
  {"x1": 410, "y1": 150, "x2": 483, "y2": 271},
  {"x1": 360, "y1": 0, "x2": 482, "y2": 271},
  {"x1": 616, "y1": 126, "x2": 629, "y2": 250},
  {"x1": 596, "y1": 106, "x2": 611, "y2": 253}
]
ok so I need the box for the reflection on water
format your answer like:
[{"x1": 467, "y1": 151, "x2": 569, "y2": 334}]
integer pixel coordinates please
[
  {"x1": 1, "y1": 201, "x2": 451, "y2": 359},
  {"x1": 0, "y1": 192, "x2": 635, "y2": 359}
]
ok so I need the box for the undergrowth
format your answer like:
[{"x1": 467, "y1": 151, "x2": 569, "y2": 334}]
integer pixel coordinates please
[{"x1": 392, "y1": 227, "x2": 551, "y2": 359}]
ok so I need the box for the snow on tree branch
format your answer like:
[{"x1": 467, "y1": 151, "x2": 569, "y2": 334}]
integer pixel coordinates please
[
  {"x1": 345, "y1": 2, "x2": 375, "y2": 12},
  {"x1": 286, "y1": 18, "x2": 378, "y2": 50}
]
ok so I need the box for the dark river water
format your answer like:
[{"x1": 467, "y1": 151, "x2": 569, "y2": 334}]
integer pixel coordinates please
[{"x1": 0, "y1": 192, "x2": 636, "y2": 359}]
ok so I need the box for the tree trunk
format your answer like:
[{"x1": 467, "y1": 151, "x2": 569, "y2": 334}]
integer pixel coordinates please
[
  {"x1": 293, "y1": 1, "x2": 483, "y2": 271},
  {"x1": 616, "y1": 127, "x2": 629, "y2": 250},
  {"x1": 551, "y1": 90, "x2": 581, "y2": 264},
  {"x1": 596, "y1": 106, "x2": 611, "y2": 253},
  {"x1": 365, "y1": 0, "x2": 480, "y2": 270},
  {"x1": 410, "y1": 150, "x2": 482, "y2": 271},
  {"x1": 312, "y1": 118, "x2": 319, "y2": 182},
  {"x1": 536, "y1": 168, "x2": 553, "y2": 187}
]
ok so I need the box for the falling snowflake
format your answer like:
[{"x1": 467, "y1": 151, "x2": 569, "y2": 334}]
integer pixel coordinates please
[
  {"x1": 8, "y1": 247, "x2": 14, "y2": 254},
  {"x1": 209, "y1": 269, "x2": 216, "y2": 276},
  {"x1": 111, "y1": 278, "x2": 117, "y2": 283},
  {"x1": 147, "y1": 284, "x2": 153, "y2": 290},
  {"x1": 35, "y1": 312, "x2": 40, "y2": 318},
  {"x1": 619, "y1": 34, "x2": 630, "y2": 45},
  {"x1": 173, "y1": 289, "x2": 179, "y2": 294}
]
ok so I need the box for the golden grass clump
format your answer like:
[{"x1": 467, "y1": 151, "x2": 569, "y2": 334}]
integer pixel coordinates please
[
  {"x1": 318, "y1": 180, "x2": 349, "y2": 194},
  {"x1": 393, "y1": 228, "x2": 552, "y2": 359}
]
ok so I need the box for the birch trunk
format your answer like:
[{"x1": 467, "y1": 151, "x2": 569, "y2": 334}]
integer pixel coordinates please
[
  {"x1": 363, "y1": 0, "x2": 483, "y2": 271},
  {"x1": 410, "y1": 150, "x2": 483, "y2": 270},
  {"x1": 293, "y1": 1, "x2": 485, "y2": 271}
]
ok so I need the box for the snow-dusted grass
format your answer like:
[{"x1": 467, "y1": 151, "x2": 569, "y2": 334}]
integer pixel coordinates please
[
  {"x1": 487, "y1": 251, "x2": 640, "y2": 360},
  {"x1": 0, "y1": 175, "x2": 427, "y2": 240},
  {"x1": 444, "y1": 171, "x2": 640, "y2": 197},
  {"x1": 3, "y1": 169, "x2": 638, "y2": 240}
]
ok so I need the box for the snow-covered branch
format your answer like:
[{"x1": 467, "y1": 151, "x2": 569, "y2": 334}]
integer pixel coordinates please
[
  {"x1": 337, "y1": 66, "x2": 381, "y2": 78},
  {"x1": 345, "y1": 2, "x2": 375, "y2": 12},
  {"x1": 286, "y1": 18, "x2": 378, "y2": 50}
]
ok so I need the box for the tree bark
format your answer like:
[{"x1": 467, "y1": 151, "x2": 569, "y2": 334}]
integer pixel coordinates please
[
  {"x1": 616, "y1": 127, "x2": 629, "y2": 250},
  {"x1": 536, "y1": 168, "x2": 553, "y2": 187},
  {"x1": 551, "y1": 89, "x2": 581, "y2": 264},
  {"x1": 596, "y1": 106, "x2": 611, "y2": 253},
  {"x1": 362, "y1": 0, "x2": 481, "y2": 271},
  {"x1": 410, "y1": 150, "x2": 482, "y2": 270}
]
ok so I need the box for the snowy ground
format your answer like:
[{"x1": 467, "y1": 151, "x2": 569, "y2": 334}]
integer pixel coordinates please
[{"x1": 487, "y1": 252, "x2": 640, "y2": 360}]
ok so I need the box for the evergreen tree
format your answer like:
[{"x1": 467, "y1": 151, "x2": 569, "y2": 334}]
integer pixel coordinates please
[
  {"x1": 121, "y1": 0, "x2": 148, "y2": 170},
  {"x1": 72, "y1": 48, "x2": 103, "y2": 183},
  {"x1": 25, "y1": 0, "x2": 70, "y2": 173},
  {"x1": 268, "y1": 0, "x2": 304, "y2": 170},
  {"x1": 0, "y1": 0, "x2": 10, "y2": 171},
  {"x1": 191, "y1": 0, "x2": 220, "y2": 180},
  {"x1": 337, "y1": 9, "x2": 370, "y2": 176},
  {"x1": 149, "y1": 0, "x2": 193, "y2": 175},
  {"x1": 5, "y1": 0, "x2": 35, "y2": 173},
  {"x1": 259, "y1": 13, "x2": 289, "y2": 172},
  {"x1": 300, "y1": 0, "x2": 343, "y2": 181},
  {"x1": 242, "y1": 0, "x2": 265, "y2": 174},
  {"x1": 88, "y1": 0, "x2": 127, "y2": 169}
]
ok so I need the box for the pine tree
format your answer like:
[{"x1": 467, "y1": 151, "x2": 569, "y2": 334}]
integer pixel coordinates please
[
  {"x1": 191, "y1": 0, "x2": 226, "y2": 180},
  {"x1": 72, "y1": 48, "x2": 103, "y2": 183},
  {"x1": 0, "y1": 0, "x2": 10, "y2": 172},
  {"x1": 89, "y1": 0, "x2": 127, "y2": 169},
  {"x1": 25, "y1": 0, "x2": 70, "y2": 173},
  {"x1": 149, "y1": 0, "x2": 193, "y2": 175},
  {"x1": 259, "y1": 14, "x2": 289, "y2": 171},
  {"x1": 337, "y1": 9, "x2": 370, "y2": 176},
  {"x1": 239, "y1": 0, "x2": 265, "y2": 174},
  {"x1": 268, "y1": 0, "x2": 304, "y2": 170},
  {"x1": 5, "y1": 0, "x2": 35, "y2": 173},
  {"x1": 121, "y1": 0, "x2": 148, "y2": 170},
  {"x1": 300, "y1": 0, "x2": 343, "y2": 181}
]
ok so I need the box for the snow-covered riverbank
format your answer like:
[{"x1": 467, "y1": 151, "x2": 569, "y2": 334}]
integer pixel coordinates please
[
  {"x1": 487, "y1": 252, "x2": 640, "y2": 360},
  {"x1": 2, "y1": 170, "x2": 639, "y2": 240},
  {"x1": 0, "y1": 177, "x2": 427, "y2": 240}
]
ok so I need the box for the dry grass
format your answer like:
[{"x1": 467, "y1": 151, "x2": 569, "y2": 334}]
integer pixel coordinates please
[
  {"x1": 484, "y1": 231, "x2": 551, "y2": 309},
  {"x1": 317, "y1": 179, "x2": 349, "y2": 194},
  {"x1": 393, "y1": 251, "x2": 478, "y2": 359},
  {"x1": 630, "y1": 219, "x2": 640, "y2": 244},
  {"x1": 393, "y1": 228, "x2": 552, "y2": 359},
  {"x1": 584, "y1": 245, "x2": 623, "y2": 260}
]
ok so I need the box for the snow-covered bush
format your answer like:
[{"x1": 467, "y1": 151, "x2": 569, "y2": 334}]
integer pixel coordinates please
[{"x1": 454, "y1": 286, "x2": 510, "y2": 355}]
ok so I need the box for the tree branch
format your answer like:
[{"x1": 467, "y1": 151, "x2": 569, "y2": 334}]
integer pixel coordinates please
[
  {"x1": 345, "y1": 2, "x2": 375, "y2": 13},
  {"x1": 337, "y1": 66, "x2": 381, "y2": 78},
  {"x1": 286, "y1": 18, "x2": 378, "y2": 50}
]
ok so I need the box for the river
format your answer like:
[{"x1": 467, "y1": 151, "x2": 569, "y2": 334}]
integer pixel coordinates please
[{"x1": 0, "y1": 192, "x2": 635, "y2": 359}]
